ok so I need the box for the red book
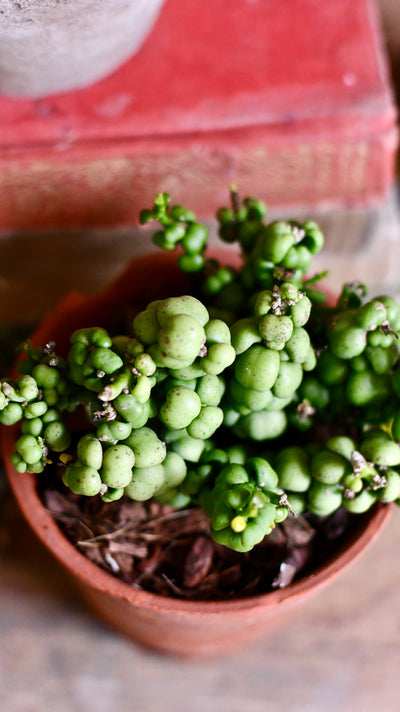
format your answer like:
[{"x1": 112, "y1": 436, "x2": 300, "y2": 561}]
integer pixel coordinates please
[{"x1": 0, "y1": 0, "x2": 397, "y2": 230}]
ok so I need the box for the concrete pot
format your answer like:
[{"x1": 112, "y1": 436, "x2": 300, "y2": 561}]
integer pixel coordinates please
[
  {"x1": 1, "y1": 252, "x2": 392, "y2": 657},
  {"x1": 0, "y1": 0, "x2": 164, "y2": 97}
]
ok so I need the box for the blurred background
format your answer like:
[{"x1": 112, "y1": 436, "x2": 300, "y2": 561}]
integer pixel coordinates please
[{"x1": 1, "y1": 1, "x2": 400, "y2": 710}]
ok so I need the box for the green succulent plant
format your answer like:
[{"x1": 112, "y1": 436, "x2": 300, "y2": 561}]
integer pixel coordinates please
[{"x1": 3, "y1": 189, "x2": 400, "y2": 553}]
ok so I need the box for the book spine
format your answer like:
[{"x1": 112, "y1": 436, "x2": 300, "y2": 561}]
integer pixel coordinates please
[{"x1": 0, "y1": 119, "x2": 397, "y2": 232}]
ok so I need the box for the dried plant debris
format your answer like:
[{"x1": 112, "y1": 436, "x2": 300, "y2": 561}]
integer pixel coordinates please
[{"x1": 41, "y1": 478, "x2": 361, "y2": 601}]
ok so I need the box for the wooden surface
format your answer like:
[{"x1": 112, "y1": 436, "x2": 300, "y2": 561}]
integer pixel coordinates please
[
  {"x1": 1, "y1": 487, "x2": 399, "y2": 712},
  {"x1": 0, "y1": 184, "x2": 400, "y2": 328}
]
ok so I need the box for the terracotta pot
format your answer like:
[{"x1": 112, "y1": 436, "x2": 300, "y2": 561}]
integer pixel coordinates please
[
  {"x1": 2, "y1": 252, "x2": 392, "y2": 657},
  {"x1": 0, "y1": 0, "x2": 164, "y2": 97}
]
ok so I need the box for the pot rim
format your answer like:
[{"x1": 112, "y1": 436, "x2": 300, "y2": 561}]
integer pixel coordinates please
[{"x1": 1, "y1": 250, "x2": 392, "y2": 616}]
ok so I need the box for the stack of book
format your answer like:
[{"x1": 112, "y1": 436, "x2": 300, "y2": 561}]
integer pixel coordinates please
[{"x1": 0, "y1": 0, "x2": 397, "y2": 231}]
